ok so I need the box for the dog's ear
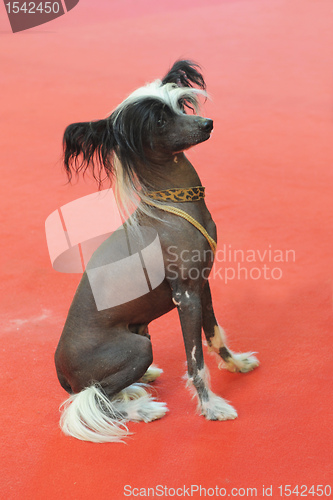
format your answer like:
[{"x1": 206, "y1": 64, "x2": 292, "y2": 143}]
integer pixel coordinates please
[
  {"x1": 161, "y1": 60, "x2": 206, "y2": 90},
  {"x1": 63, "y1": 119, "x2": 116, "y2": 187}
]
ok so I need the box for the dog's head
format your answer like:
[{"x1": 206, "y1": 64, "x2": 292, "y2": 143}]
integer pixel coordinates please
[
  {"x1": 110, "y1": 65, "x2": 213, "y2": 160},
  {"x1": 63, "y1": 61, "x2": 212, "y2": 186}
]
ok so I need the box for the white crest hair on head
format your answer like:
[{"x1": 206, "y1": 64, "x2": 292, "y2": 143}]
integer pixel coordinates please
[{"x1": 112, "y1": 80, "x2": 208, "y2": 119}]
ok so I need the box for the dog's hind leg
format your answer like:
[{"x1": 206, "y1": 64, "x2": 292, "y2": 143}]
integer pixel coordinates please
[
  {"x1": 57, "y1": 330, "x2": 167, "y2": 442},
  {"x1": 130, "y1": 324, "x2": 163, "y2": 383},
  {"x1": 202, "y1": 282, "x2": 259, "y2": 373}
]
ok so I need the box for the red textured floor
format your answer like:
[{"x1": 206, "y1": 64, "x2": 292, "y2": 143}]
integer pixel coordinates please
[{"x1": 1, "y1": 1, "x2": 332, "y2": 499}]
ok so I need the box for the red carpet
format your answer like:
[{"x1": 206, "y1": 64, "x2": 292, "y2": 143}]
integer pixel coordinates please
[{"x1": 1, "y1": 0, "x2": 332, "y2": 498}]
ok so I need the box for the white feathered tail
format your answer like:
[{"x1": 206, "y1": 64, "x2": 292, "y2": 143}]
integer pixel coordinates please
[{"x1": 59, "y1": 369, "x2": 167, "y2": 443}]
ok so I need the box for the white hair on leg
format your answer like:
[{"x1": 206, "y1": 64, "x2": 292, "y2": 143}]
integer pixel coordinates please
[
  {"x1": 115, "y1": 384, "x2": 168, "y2": 423},
  {"x1": 59, "y1": 383, "x2": 167, "y2": 443},
  {"x1": 200, "y1": 391, "x2": 238, "y2": 421},
  {"x1": 223, "y1": 352, "x2": 260, "y2": 373},
  {"x1": 185, "y1": 365, "x2": 237, "y2": 421},
  {"x1": 207, "y1": 325, "x2": 260, "y2": 373},
  {"x1": 139, "y1": 364, "x2": 163, "y2": 383}
]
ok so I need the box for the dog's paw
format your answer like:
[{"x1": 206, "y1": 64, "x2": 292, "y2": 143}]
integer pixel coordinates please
[
  {"x1": 140, "y1": 365, "x2": 163, "y2": 383},
  {"x1": 221, "y1": 352, "x2": 260, "y2": 373},
  {"x1": 115, "y1": 384, "x2": 168, "y2": 423},
  {"x1": 201, "y1": 393, "x2": 238, "y2": 421},
  {"x1": 136, "y1": 400, "x2": 168, "y2": 423}
]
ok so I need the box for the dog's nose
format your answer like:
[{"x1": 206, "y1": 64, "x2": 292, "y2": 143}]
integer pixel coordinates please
[{"x1": 201, "y1": 118, "x2": 213, "y2": 132}]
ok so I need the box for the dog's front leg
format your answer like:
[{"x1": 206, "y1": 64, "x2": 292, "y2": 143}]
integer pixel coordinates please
[
  {"x1": 172, "y1": 286, "x2": 237, "y2": 421},
  {"x1": 202, "y1": 282, "x2": 259, "y2": 373}
]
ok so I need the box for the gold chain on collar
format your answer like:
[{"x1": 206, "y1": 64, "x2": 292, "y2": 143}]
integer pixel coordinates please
[{"x1": 145, "y1": 186, "x2": 217, "y2": 255}]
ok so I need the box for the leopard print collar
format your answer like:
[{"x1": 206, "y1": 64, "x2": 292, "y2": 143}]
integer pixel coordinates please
[{"x1": 147, "y1": 186, "x2": 205, "y2": 203}]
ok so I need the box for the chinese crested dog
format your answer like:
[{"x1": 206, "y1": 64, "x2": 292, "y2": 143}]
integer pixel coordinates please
[{"x1": 55, "y1": 60, "x2": 259, "y2": 443}]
